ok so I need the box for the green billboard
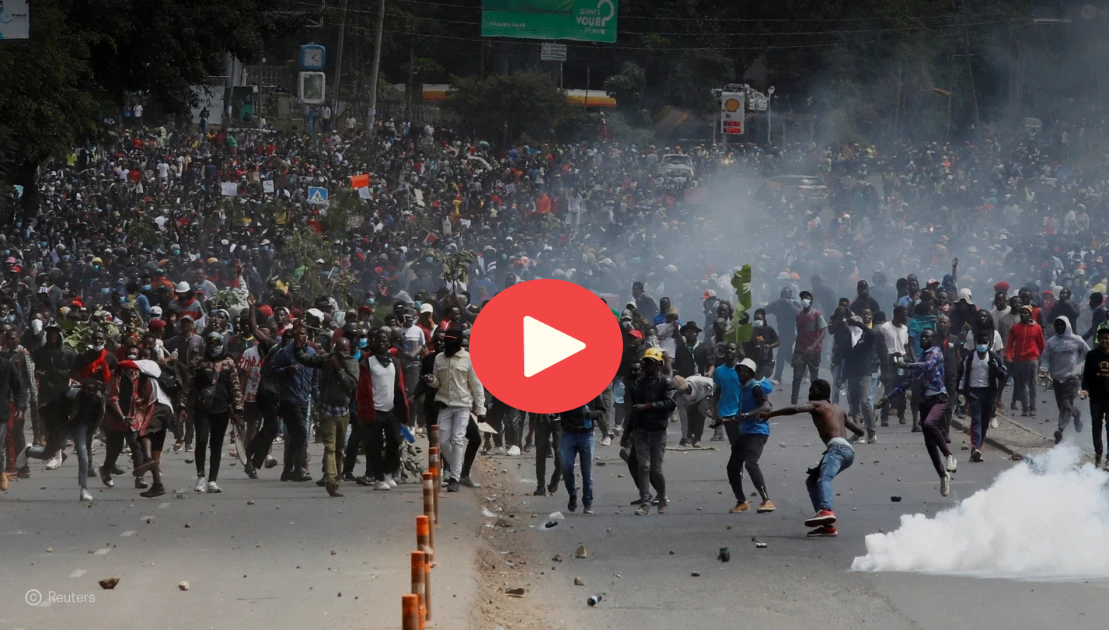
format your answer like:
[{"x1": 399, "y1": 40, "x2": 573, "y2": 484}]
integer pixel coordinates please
[{"x1": 482, "y1": 0, "x2": 618, "y2": 43}]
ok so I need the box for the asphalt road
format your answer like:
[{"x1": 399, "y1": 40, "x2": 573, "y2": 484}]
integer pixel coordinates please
[
  {"x1": 488, "y1": 382, "x2": 1109, "y2": 630},
  {"x1": 0, "y1": 436, "x2": 481, "y2": 630}
]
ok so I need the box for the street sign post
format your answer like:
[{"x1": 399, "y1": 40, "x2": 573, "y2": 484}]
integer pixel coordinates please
[
  {"x1": 720, "y1": 91, "x2": 745, "y2": 137},
  {"x1": 541, "y1": 42, "x2": 567, "y2": 62},
  {"x1": 308, "y1": 186, "x2": 330, "y2": 205}
]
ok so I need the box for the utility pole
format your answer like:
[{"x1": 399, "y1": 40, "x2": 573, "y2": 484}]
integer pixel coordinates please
[
  {"x1": 332, "y1": 0, "x2": 349, "y2": 117},
  {"x1": 367, "y1": 0, "x2": 387, "y2": 130}
]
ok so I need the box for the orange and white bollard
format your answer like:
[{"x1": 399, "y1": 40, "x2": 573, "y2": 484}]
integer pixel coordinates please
[
  {"x1": 411, "y1": 551, "x2": 427, "y2": 627},
  {"x1": 421, "y1": 472, "x2": 437, "y2": 530},
  {"x1": 424, "y1": 551, "x2": 433, "y2": 626},
  {"x1": 416, "y1": 514, "x2": 433, "y2": 563},
  {"x1": 402, "y1": 593, "x2": 420, "y2": 630},
  {"x1": 428, "y1": 424, "x2": 440, "y2": 453}
]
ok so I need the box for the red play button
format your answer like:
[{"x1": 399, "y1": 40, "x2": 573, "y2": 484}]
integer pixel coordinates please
[{"x1": 470, "y1": 279, "x2": 623, "y2": 414}]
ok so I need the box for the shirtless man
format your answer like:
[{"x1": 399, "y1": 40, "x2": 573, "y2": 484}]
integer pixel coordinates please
[{"x1": 757, "y1": 379, "x2": 864, "y2": 537}]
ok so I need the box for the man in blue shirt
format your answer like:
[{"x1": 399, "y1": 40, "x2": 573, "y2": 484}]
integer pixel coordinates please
[
  {"x1": 878, "y1": 328, "x2": 958, "y2": 497},
  {"x1": 270, "y1": 325, "x2": 319, "y2": 482},
  {"x1": 713, "y1": 345, "x2": 774, "y2": 514}
]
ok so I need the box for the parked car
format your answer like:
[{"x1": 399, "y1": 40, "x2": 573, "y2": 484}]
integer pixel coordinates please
[
  {"x1": 762, "y1": 175, "x2": 829, "y2": 206},
  {"x1": 657, "y1": 154, "x2": 695, "y2": 179}
]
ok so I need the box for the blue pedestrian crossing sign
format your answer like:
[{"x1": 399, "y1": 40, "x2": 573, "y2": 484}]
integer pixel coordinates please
[{"x1": 307, "y1": 186, "x2": 329, "y2": 205}]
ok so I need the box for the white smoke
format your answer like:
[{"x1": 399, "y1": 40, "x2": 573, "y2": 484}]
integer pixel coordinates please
[{"x1": 851, "y1": 444, "x2": 1109, "y2": 580}]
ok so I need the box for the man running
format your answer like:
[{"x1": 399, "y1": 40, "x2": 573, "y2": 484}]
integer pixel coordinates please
[
  {"x1": 1040, "y1": 316, "x2": 1089, "y2": 444},
  {"x1": 757, "y1": 379, "x2": 864, "y2": 537},
  {"x1": 877, "y1": 328, "x2": 958, "y2": 497}
]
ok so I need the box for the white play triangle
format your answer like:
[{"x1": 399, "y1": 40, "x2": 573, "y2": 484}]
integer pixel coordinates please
[{"x1": 523, "y1": 316, "x2": 586, "y2": 377}]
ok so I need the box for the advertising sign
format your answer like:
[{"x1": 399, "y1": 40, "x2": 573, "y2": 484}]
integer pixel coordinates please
[
  {"x1": 482, "y1": 0, "x2": 617, "y2": 43},
  {"x1": 720, "y1": 91, "x2": 745, "y2": 136},
  {"x1": 0, "y1": 1, "x2": 30, "y2": 40}
]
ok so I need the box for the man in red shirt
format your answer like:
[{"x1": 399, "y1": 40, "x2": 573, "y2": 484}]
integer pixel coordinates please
[{"x1": 1005, "y1": 305, "x2": 1045, "y2": 417}]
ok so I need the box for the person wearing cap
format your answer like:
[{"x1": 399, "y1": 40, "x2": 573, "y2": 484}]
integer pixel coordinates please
[
  {"x1": 850, "y1": 280, "x2": 879, "y2": 317},
  {"x1": 427, "y1": 327, "x2": 485, "y2": 492},
  {"x1": 791, "y1": 290, "x2": 827, "y2": 406},
  {"x1": 674, "y1": 320, "x2": 706, "y2": 446},
  {"x1": 1005, "y1": 305, "x2": 1045, "y2": 417},
  {"x1": 629, "y1": 347, "x2": 676, "y2": 515},
  {"x1": 180, "y1": 331, "x2": 243, "y2": 493},
  {"x1": 174, "y1": 281, "x2": 205, "y2": 321},
  {"x1": 712, "y1": 345, "x2": 774, "y2": 514}
]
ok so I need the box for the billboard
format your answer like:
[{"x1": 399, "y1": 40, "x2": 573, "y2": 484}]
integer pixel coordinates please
[
  {"x1": 482, "y1": 0, "x2": 617, "y2": 43},
  {"x1": 0, "y1": 1, "x2": 30, "y2": 40},
  {"x1": 720, "y1": 91, "x2": 745, "y2": 135}
]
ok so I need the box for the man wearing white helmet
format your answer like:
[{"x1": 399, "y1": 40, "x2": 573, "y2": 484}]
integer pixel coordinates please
[{"x1": 713, "y1": 346, "x2": 775, "y2": 515}]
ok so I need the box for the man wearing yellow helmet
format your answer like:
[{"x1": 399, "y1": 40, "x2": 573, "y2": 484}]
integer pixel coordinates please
[{"x1": 629, "y1": 346, "x2": 677, "y2": 515}]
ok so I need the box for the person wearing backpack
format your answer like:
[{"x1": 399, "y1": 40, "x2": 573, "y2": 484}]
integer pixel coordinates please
[{"x1": 713, "y1": 346, "x2": 775, "y2": 514}]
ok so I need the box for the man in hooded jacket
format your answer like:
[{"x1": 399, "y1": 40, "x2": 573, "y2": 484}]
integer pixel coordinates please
[{"x1": 1039, "y1": 316, "x2": 1089, "y2": 444}]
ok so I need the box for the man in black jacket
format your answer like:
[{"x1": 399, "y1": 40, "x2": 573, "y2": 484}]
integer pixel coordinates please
[
  {"x1": 630, "y1": 347, "x2": 677, "y2": 516},
  {"x1": 1081, "y1": 327, "x2": 1109, "y2": 468}
]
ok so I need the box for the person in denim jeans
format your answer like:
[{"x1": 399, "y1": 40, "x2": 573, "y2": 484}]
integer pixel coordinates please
[
  {"x1": 558, "y1": 401, "x2": 604, "y2": 514},
  {"x1": 758, "y1": 379, "x2": 864, "y2": 537}
]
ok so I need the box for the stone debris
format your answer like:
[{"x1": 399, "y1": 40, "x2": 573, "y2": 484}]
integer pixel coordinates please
[
  {"x1": 552, "y1": 554, "x2": 563, "y2": 562},
  {"x1": 330, "y1": 549, "x2": 337, "y2": 556},
  {"x1": 691, "y1": 572, "x2": 701, "y2": 577},
  {"x1": 573, "y1": 577, "x2": 585, "y2": 586},
  {"x1": 247, "y1": 500, "x2": 256, "y2": 505},
  {"x1": 574, "y1": 545, "x2": 588, "y2": 559},
  {"x1": 98, "y1": 577, "x2": 120, "y2": 590},
  {"x1": 505, "y1": 587, "x2": 526, "y2": 596},
  {"x1": 178, "y1": 581, "x2": 190, "y2": 591}
]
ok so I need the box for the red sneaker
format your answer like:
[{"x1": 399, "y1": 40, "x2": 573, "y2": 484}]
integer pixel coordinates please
[
  {"x1": 807, "y1": 525, "x2": 838, "y2": 537},
  {"x1": 804, "y1": 509, "x2": 836, "y2": 528}
]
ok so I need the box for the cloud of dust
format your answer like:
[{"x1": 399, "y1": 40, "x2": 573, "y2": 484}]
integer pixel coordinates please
[{"x1": 851, "y1": 444, "x2": 1109, "y2": 580}]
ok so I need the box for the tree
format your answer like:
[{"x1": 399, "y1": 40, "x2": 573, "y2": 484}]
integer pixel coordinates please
[
  {"x1": 604, "y1": 61, "x2": 647, "y2": 111},
  {"x1": 445, "y1": 72, "x2": 571, "y2": 144},
  {"x1": 0, "y1": 0, "x2": 310, "y2": 219}
]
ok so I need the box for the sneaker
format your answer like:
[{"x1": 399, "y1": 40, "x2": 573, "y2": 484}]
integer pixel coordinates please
[
  {"x1": 880, "y1": 420, "x2": 889, "y2": 427},
  {"x1": 98, "y1": 466, "x2": 114, "y2": 488},
  {"x1": 14, "y1": 445, "x2": 30, "y2": 471},
  {"x1": 757, "y1": 500, "x2": 776, "y2": 513},
  {"x1": 184, "y1": 444, "x2": 193, "y2": 453},
  {"x1": 635, "y1": 503, "x2": 651, "y2": 516},
  {"x1": 134, "y1": 478, "x2": 148, "y2": 489},
  {"x1": 533, "y1": 487, "x2": 547, "y2": 497},
  {"x1": 679, "y1": 438, "x2": 689, "y2": 447},
  {"x1": 264, "y1": 455, "x2": 278, "y2": 469},
  {"x1": 355, "y1": 476, "x2": 372, "y2": 486},
  {"x1": 631, "y1": 495, "x2": 655, "y2": 506},
  {"x1": 489, "y1": 447, "x2": 506, "y2": 456},
  {"x1": 459, "y1": 477, "x2": 480, "y2": 488},
  {"x1": 568, "y1": 494, "x2": 578, "y2": 513},
  {"x1": 940, "y1": 472, "x2": 951, "y2": 497},
  {"x1": 446, "y1": 479, "x2": 460, "y2": 493},
  {"x1": 506, "y1": 446, "x2": 521, "y2": 457},
  {"x1": 373, "y1": 480, "x2": 391, "y2": 491},
  {"x1": 804, "y1": 509, "x2": 836, "y2": 527},
  {"x1": 548, "y1": 481, "x2": 559, "y2": 495},
  {"x1": 44, "y1": 454, "x2": 63, "y2": 470},
  {"x1": 691, "y1": 441, "x2": 703, "y2": 448},
  {"x1": 1029, "y1": 409, "x2": 1037, "y2": 417},
  {"x1": 207, "y1": 481, "x2": 222, "y2": 494},
  {"x1": 807, "y1": 524, "x2": 838, "y2": 537},
  {"x1": 898, "y1": 416, "x2": 907, "y2": 425},
  {"x1": 140, "y1": 484, "x2": 165, "y2": 498},
  {"x1": 1020, "y1": 411, "x2": 1030, "y2": 417},
  {"x1": 600, "y1": 436, "x2": 612, "y2": 447},
  {"x1": 244, "y1": 464, "x2": 258, "y2": 480},
  {"x1": 173, "y1": 441, "x2": 183, "y2": 454},
  {"x1": 111, "y1": 464, "x2": 125, "y2": 475},
  {"x1": 385, "y1": 475, "x2": 398, "y2": 489},
  {"x1": 194, "y1": 476, "x2": 207, "y2": 493},
  {"x1": 866, "y1": 434, "x2": 878, "y2": 445},
  {"x1": 583, "y1": 505, "x2": 594, "y2": 515},
  {"x1": 989, "y1": 418, "x2": 999, "y2": 429},
  {"x1": 945, "y1": 454, "x2": 958, "y2": 473},
  {"x1": 79, "y1": 487, "x2": 93, "y2": 502},
  {"x1": 326, "y1": 483, "x2": 344, "y2": 497},
  {"x1": 656, "y1": 501, "x2": 668, "y2": 514},
  {"x1": 710, "y1": 435, "x2": 725, "y2": 442},
  {"x1": 1075, "y1": 416, "x2": 1084, "y2": 433},
  {"x1": 729, "y1": 501, "x2": 751, "y2": 513},
  {"x1": 970, "y1": 449, "x2": 983, "y2": 462},
  {"x1": 1054, "y1": 430, "x2": 1063, "y2": 445}
]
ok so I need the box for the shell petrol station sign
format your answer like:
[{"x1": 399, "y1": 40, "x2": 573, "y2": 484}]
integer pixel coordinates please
[{"x1": 720, "y1": 91, "x2": 745, "y2": 136}]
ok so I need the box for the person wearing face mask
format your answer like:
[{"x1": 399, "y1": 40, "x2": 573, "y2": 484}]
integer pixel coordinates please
[
  {"x1": 427, "y1": 327, "x2": 485, "y2": 492},
  {"x1": 959, "y1": 331, "x2": 1008, "y2": 462},
  {"x1": 179, "y1": 332, "x2": 243, "y2": 493},
  {"x1": 842, "y1": 310, "x2": 878, "y2": 444},
  {"x1": 294, "y1": 332, "x2": 360, "y2": 497},
  {"x1": 132, "y1": 279, "x2": 152, "y2": 322},
  {"x1": 791, "y1": 291, "x2": 828, "y2": 406},
  {"x1": 743, "y1": 309, "x2": 780, "y2": 381}
]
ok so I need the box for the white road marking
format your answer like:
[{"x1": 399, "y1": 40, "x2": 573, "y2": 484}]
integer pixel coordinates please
[
  {"x1": 120, "y1": 530, "x2": 136, "y2": 537},
  {"x1": 69, "y1": 569, "x2": 87, "y2": 578}
]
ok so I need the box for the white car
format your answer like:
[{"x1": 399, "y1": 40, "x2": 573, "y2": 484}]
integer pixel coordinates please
[{"x1": 658, "y1": 154, "x2": 695, "y2": 179}]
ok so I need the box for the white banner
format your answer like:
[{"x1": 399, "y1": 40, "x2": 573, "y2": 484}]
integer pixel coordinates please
[{"x1": 220, "y1": 182, "x2": 239, "y2": 197}]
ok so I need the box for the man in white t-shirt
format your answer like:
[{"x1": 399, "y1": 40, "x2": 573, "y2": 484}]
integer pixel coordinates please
[
  {"x1": 876, "y1": 306, "x2": 910, "y2": 426},
  {"x1": 400, "y1": 309, "x2": 426, "y2": 424}
]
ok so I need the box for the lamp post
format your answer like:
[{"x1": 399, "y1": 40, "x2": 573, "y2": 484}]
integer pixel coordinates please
[{"x1": 766, "y1": 86, "x2": 775, "y2": 145}]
